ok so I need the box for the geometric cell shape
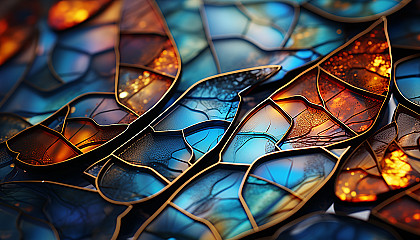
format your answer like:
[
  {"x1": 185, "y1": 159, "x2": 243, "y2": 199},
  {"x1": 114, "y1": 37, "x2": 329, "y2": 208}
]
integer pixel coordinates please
[
  {"x1": 155, "y1": 0, "x2": 345, "y2": 91},
  {"x1": 243, "y1": 175, "x2": 302, "y2": 226},
  {"x1": 380, "y1": 142, "x2": 420, "y2": 190},
  {"x1": 50, "y1": 47, "x2": 90, "y2": 83},
  {"x1": 153, "y1": 66, "x2": 281, "y2": 131},
  {"x1": 318, "y1": 71, "x2": 384, "y2": 133},
  {"x1": 7, "y1": 125, "x2": 82, "y2": 166},
  {"x1": 68, "y1": 93, "x2": 138, "y2": 125},
  {"x1": 117, "y1": 67, "x2": 173, "y2": 115},
  {"x1": 97, "y1": 158, "x2": 168, "y2": 203},
  {"x1": 395, "y1": 105, "x2": 420, "y2": 158},
  {"x1": 221, "y1": 101, "x2": 290, "y2": 164},
  {"x1": 249, "y1": 151, "x2": 336, "y2": 197},
  {"x1": 269, "y1": 18, "x2": 390, "y2": 150},
  {"x1": 272, "y1": 68, "x2": 323, "y2": 105},
  {"x1": 367, "y1": 122, "x2": 397, "y2": 160},
  {"x1": 184, "y1": 120, "x2": 229, "y2": 160},
  {"x1": 275, "y1": 97, "x2": 353, "y2": 150},
  {"x1": 320, "y1": 23, "x2": 391, "y2": 95},
  {"x1": 62, "y1": 118, "x2": 127, "y2": 153},
  {"x1": 335, "y1": 104, "x2": 420, "y2": 203},
  {"x1": 116, "y1": 130, "x2": 192, "y2": 181},
  {"x1": 172, "y1": 166, "x2": 253, "y2": 239}
]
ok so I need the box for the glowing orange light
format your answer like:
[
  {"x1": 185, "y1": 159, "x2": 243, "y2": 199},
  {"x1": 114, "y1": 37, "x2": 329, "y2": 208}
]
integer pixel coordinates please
[
  {"x1": 382, "y1": 150, "x2": 413, "y2": 188},
  {"x1": 48, "y1": 0, "x2": 111, "y2": 30}
]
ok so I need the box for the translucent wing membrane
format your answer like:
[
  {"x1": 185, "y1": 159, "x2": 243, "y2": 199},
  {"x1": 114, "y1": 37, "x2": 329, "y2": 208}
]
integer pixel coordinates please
[
  {"x1": 1, "y1": 0, "x2": 180, "y2": 170},
  {"x1": 6, "y1": 93, "x2": 136, "y2": 167},
  {"x1": 96, "y1": 66, "x2": 280, "y2": 203},
  {"x1": 335, "y1": 105, "x2": 420, "y2": 202},
  {"x1": 116, "y1": 0, "x2": 181, "y2": 115},
  {"x1": 222, "y1": 18, "x2": 390, "y2": 165},
  {"x1": 1, "y1": 0, "x2": 178, "y2": 139},
  {"x1": 136, "y1": 148, "x2": 340, "y2": 239},
  {"x1": 134, "y1": 19, "x2": 391, "y2": 239}
]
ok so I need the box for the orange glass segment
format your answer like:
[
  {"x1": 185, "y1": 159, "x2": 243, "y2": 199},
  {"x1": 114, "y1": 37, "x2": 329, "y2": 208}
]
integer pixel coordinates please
[
  {"x1": 376, "y1": 195, "x2": 420, "y2": 232},
  {"x1": 336, "y1": 169, "x2": 389, "y2": 202},
  {"x1": 319, "y1": 71, "x2": 383, "y2": 133},
  {"x1": 7, "y1": 126, "x2": 81, "y2": 165},
  {"x1": 321, "y1": 24, "x2": 391, "y2": 95},
  {"x1": 272, "y1": 68, "x2": 322, "y2": 105},
  {"x1": 147, "y1": 40, "x2": 179, "y2": 76},
  {"x1": 118, "y1": 68, "x2": 173, "y2": 115},
  {"x1": 62, "y1": 118, "x2": 127, "y2": 153},
  {"x1": 48, "y1": 0, "x2": 112, "y2": 31},
  {"x1": 380, "y1": 143, "x2": 420, "y2": 189}
]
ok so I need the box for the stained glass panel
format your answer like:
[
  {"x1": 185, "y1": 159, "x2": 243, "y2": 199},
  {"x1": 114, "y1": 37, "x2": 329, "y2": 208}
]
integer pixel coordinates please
[{"x1": 1, "y1": 0, "x2": 420, "y2": 239}]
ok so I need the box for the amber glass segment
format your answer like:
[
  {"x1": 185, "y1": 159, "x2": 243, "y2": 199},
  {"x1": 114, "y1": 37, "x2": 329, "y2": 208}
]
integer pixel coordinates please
[
  {"x1": 7, "y1": 126, "x2": 81, "y2": 165},
  {"x1": 63, "y1": 118, "x2": 127, "y2": 153},
  {"x1": 319, "y1": 71, "x2": 383, "y2": 133},
  {"x1": 48, "y1": 0, "x2": 112, "y2": 31},
  {"x1": 272, "y1": 68, "x2": 322, "y2": 105},
  {"x1": 321, "y1": 24, "x2": 391, "y2": 95}
]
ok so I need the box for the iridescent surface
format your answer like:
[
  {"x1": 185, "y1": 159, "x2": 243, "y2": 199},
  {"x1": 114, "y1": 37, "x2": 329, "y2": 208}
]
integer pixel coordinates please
[
  {"x1": 99, "y1": 156, "x2": 168, "y2": 202},
  {"x1": 170, "y1": 166, "x2": 253, "y2": 239},
  {"x1": 156, "y1": 0, "x2": 345, "y2": 91},
  {"x1": 1, "y1": 0, "x2": 420, "y2": 239},
  {"x1": 335, "y1": 105, "x2": 420, "y2": 202},
  {"x1": 303, "y1": 0, "x2": 409, "y2": 22},
  {"x1": 395, "y1": 55, "x2": 420, "y2": 108},
  {"x1": 136, "y1": 148, "x2": 339, "y2": 239},
  {"x1": 221, "y1": 19, "x2": 390, "y2": 164},
  {"x1": 6, "y1": 93, "x2": 136, "y2": 166},
  {"x1": 1, "y1": 0, "x2": 178, "y2": 140},
  {"x1": 0, "y1": 2, "x2": 121, "y2": 122},
  {"x1": 373, "y1": 183, "x2": 420, "y2": 236},
  {"x1": 274, "y1": 213, "x2": 398, "y2": 240},
  {"x1": 116, "y1": 0, "x2": 180, "y2": 115},
  {"x1": 97, "y1": 66, "x2": 280, "y2": 203},
  {"x1": 0, "y1": 181, "x2": 129, "y2": 240}
]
